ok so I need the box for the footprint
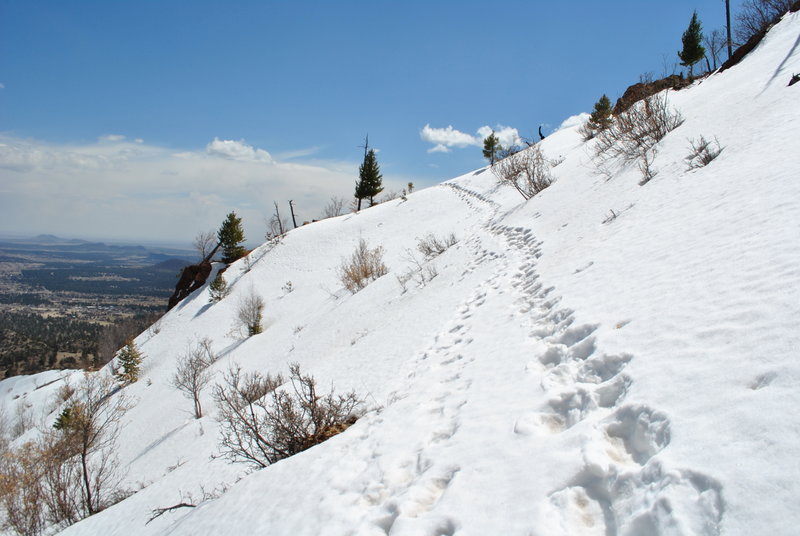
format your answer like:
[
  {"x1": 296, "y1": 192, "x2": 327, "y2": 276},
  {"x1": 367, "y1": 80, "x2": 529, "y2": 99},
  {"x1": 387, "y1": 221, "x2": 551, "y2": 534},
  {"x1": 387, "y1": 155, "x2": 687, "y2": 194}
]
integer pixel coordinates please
[
  {"x1": 604, "y1": 405, "x2": 671, "y2": 465},
  {"x1": 538, "y1": 345, "x2": 568, "y2": 367},
  {"x1": 548, "y1": 387, "x2": 596, "y2": 428},
  {"x1": 577, "y1": 353, "x2": 633, "y2": 384},
  {"x1": 554, "y1": 324, "x2": 598, "y2": 346},
  {"x1": 513, "y1": 412, "x2": 565, "y2": 435},
  {"x1": 547, "y1": 486, "x2": 608, "y2": 536},
  {"x1": 566, "y1": 336, "x2": 597, "y2": 361},
  {"x1": 594, "y1": 374, "x2": 631, "y2": 408},
  {"x1": 612, "y1": 463, "x2": 724, "y2": 536}
]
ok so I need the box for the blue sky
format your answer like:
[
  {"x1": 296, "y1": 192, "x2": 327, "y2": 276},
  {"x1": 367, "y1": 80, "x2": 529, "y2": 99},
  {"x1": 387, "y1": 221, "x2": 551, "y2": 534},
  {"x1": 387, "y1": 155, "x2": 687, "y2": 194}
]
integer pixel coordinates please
[{"x1": 0, "y1": 1, "x2": 743, "y2": 245}]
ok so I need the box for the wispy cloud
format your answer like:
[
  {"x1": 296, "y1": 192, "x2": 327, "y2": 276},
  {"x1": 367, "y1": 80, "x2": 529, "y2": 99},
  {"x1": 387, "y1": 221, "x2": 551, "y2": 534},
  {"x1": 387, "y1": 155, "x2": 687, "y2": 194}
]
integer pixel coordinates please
[
  {"x1": 0, "y1": 134, "x2": 388, "y2": 243},
  {"x1": 0, "y1": 83, "x2": 5, "y2": 89},
  {"x1": 276, "y1": 146, "x2": 320, "y2": 160},
  {"x1": 421, "y1": 123, "x2": 523, "y2": 153}
]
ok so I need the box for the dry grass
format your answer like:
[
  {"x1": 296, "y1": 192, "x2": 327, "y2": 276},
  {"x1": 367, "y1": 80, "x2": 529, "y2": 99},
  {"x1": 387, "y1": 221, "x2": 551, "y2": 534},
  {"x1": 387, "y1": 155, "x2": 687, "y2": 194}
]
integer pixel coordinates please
[{"x1": 338, "y1": 238, "x2": 388, "y2": 293}]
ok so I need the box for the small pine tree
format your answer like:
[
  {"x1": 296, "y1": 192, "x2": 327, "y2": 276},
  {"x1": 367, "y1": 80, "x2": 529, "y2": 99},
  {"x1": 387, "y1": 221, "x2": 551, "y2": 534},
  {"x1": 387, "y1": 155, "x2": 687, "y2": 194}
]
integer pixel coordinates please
[
  {"x1": 678, "y1": 11, "x2": 706, "y2": 77},
  {"x1": 483, "y1": 132, "x2": 503, "y2": 165},
  {"x1": 588, "y1": 94, "x2": 613, "y2": 131},
  {"x1": 208, "y1": 271, "x2": 230, "y2": 302},
  {"x1": 355, "y1": 147, "x2": 383, "y2": 210},
  {"x1": 53, "y1": 403, "x2": 86, "y2": 431},
  {"x1": 217, "y1": 212, "x2": 247, "y2": 264},
  {"x1": 116, "y1": 340, "x2": 143, "y2": 384}
]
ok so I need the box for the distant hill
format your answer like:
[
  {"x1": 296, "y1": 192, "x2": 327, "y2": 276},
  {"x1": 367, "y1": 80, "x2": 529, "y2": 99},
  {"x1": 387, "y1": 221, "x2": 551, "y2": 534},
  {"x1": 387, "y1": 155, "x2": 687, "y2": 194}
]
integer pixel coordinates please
[{"x1": 153, "y1": 258, "x2": 192, "y2": 272}]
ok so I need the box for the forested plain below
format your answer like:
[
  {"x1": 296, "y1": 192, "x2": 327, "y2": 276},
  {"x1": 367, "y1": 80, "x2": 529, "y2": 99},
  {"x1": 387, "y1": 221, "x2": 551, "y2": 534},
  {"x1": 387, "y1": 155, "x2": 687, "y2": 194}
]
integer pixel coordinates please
[{"x1": 0, "y1": 235, "x2": 194, "y2": 378}]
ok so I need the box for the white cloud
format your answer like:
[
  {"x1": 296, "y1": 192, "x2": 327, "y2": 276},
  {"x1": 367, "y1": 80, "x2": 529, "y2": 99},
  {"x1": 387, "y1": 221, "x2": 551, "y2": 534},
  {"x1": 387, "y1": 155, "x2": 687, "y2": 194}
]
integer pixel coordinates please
[
  {"x1": 99, "y1": 134, "x2": 126, "y2": 142},
  {"x1": 0, "y1": 134, "x2": 384, "y2": 244},
  {"x1": 0, "y1": 83, "x2": 5, "y2": 89},
  {"x1": 422, "y1": 123, "x2": 523, "y2": 153},
  {"x1": 427, "y1": 144, "x2": 451, "y2": 154},
  {"x1": 420, "y1": 124, "x2": 480, "y2": 150},
  {"x1": 205, "y1": 138, "x2": 272, "y2": 163},
  {"x1": 556, "y1": 113, "x2": 590, "y2": 132}
]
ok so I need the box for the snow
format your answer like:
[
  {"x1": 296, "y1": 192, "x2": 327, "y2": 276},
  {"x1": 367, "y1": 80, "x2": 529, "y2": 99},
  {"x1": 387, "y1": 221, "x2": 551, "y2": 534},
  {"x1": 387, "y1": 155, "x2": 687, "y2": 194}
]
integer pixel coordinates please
[{"x1": 3, "y1": 11, "x2": 800, "y2": 536}]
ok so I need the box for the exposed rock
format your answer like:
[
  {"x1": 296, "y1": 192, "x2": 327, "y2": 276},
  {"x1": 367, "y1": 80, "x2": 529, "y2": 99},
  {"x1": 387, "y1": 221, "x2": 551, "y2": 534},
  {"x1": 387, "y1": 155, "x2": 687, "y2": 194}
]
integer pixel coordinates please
[
  {"x1": 167, "y1": 243, "x2": 221, "y2": 310},
  {"x1": 613, "y1": 75, "x2": 693, "y2": 115}
]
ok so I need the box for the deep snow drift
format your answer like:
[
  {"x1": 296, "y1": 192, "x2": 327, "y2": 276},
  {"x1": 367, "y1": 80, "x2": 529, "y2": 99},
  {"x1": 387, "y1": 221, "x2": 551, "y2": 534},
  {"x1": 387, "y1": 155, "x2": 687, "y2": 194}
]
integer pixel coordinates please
[{"x1": 3, "y1": 11, "x2": 799, "y2": 536}]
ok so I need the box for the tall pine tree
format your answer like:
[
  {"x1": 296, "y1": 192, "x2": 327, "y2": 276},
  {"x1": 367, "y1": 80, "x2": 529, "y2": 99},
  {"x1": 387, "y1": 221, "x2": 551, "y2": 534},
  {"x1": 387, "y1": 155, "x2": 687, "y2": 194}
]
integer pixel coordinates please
[
  {"x1": 355, "y1": 138, "x2": 383, "y2": 210},
  {"x1": 217, "y1": 211, "x2": 247, "y2": 264},
  {"x1": 678, "y1": 11, "x2": 706, "y2": 77},
  {"x1": 482, "y1": 132, "x2": 502, "y2": 165},
  {"x1": 587, "y1": 94, "x2": 613, "y2": 131}
]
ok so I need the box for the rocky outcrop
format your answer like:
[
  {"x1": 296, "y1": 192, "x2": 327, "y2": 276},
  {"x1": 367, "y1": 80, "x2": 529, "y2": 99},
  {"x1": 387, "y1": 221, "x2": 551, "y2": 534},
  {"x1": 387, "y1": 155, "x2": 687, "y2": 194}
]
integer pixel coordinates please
[
  {"x1": 613, "y1": 75, "x2": 693, "y2": 115},
  {"x1": 167, "y1": 243, "x2": 220, "y2": 310}
]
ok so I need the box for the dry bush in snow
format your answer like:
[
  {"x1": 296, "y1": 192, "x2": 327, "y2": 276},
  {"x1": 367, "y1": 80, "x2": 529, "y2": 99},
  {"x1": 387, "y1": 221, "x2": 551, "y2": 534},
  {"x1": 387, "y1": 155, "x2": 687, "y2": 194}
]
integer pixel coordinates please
[
  {"x1": 322, "y1": 196, "x2": 346, "y2": 219},
  {"x1": 491, "y1": 145, "x2": 553, "y2": 200},
  {"x1": 236, "y1": 293, "x2": 264, "y2": 337},
  {"x1": 338, "y1": 238, "x2": 388, "y2": 293},
  {"x1": 594, "y1": 93, "x2": 684, "y2": 163},
  {"x1": 685, "y1": 136, "x2": 724, "y2": 170},
  {"x1": 0, "y1": 375, "x2": 130, "y2": 535},
  {"x1": 416, "y1": 233, "x2": 457, "y2": 260},
  {"x1": 172, "y1": 339, "x2": 215, "y2": 419},
  {"x1": 213, "y1": 364, "x2": 361, "y2": 468},
  {"x1": 593, "y1": 92, "x2": 684, "y2": 184},
  {"x1": 735, "y1": 0, "x2": 794, "y2": 44}
]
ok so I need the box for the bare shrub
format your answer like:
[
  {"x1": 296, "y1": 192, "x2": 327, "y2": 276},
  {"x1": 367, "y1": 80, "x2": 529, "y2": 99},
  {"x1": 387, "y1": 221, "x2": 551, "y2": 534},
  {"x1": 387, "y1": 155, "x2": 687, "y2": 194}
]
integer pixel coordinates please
[
  {"x1": 322, "y1": 196, "x2": 346, "y2": 219},
  {"x1": 0, "y1": 375, "x2": 130, "y2": 535},
  {"x1": 704, "y1": 28, "x2": 726, "y2": 70},
  {"x1": 638, "y1": 148, "x2": 659, "y2": 185},
  {"x1": 236, "y1": 293, "x2": 264, "y2": 337},
  {"x1": 0, "y1": 441, "x2": 46, "y2": 536},
  {"x1": 594, "y1": 92, "x2": 684, "y2": 184},
  {"x1": 213, "y1": 364, "x2": 361, "y2": 468},
  {"x1": 397, "y1": 250, "x2": 438, "y2": 293},
  {"x1": 579, "y1": 122, "x2": 595, "y2": 141},
  {"x1": 172, "y1": 340, "x2": 214, "y2": 419},
  {"x1": 192, "y1": 230, "x2": 217, "y2": 261},
  {"x1": 51, "y1": 374, "x2": 129, "y2": 516},
  {"x1": 416, "y1": 233, "x2": 457, "y2": 260},
  {"x1": 378, "y1": 190, "x2": 401, "y2": 203},
  {"x1": 11, "y1": 402, "x2": 34, "y2": 439},
  {"x1": 735, "y1": 0, "x2": 793, "y2": 44},
  {"x1": 594, "y1": 93, "x2": 684, "y2": 163},
  {"x1": 685, "y1": 136, "x2": 724, "y2": 170},
  {"x1": 491, "y1": 145, "x2": 553, "y2": 200},
  {"x1": 338, "y1": 238, "x2": 388, "y2": 293}
]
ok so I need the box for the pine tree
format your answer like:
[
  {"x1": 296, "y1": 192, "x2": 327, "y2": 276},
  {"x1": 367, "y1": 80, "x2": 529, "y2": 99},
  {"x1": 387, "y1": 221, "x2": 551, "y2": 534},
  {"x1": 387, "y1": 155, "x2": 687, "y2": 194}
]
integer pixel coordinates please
[
  {"x1": 208, "y1": 271, "x2": 230, "y2": 302},
  {"x1": 482, "y1": 132, "x2": 502, "y2": 165},
  {"x1": 116, "y1": 340, "x2": 143, "y2": 384},
  {"x1": 355, "y1": 147, "x2": 383, "y2": 210},
  {"x1": 678, "y1": 11, "x2": 706, "y2": 77},
  {"x1": 588, "y1": 94, "x2": 613, "y2": 131},
  {"x1": 217, "y1": 211, "x2": 247, "y2": 264}
]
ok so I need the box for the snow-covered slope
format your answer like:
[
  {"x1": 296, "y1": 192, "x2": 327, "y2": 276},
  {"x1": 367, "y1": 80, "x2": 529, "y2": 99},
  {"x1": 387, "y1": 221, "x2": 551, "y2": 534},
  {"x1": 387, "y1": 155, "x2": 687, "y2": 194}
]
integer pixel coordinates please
[{"x1": 4, "y1": 11, "x2": 799, "y2": 536}]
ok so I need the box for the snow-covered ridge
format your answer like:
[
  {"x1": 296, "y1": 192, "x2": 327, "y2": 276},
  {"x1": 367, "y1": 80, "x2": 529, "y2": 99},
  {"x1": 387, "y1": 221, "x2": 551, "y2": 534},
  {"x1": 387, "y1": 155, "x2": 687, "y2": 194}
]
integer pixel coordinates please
[{"x1": 3, "y1": 11, "x2": 800, "y2": 536}]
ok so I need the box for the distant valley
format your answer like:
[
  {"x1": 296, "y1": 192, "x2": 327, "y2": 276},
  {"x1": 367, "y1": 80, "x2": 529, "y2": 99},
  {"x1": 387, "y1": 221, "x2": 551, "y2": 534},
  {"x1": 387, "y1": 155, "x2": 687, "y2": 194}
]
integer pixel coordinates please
[{"x1": 0, "y1": 235, "x2": 195, "y2": 378}]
